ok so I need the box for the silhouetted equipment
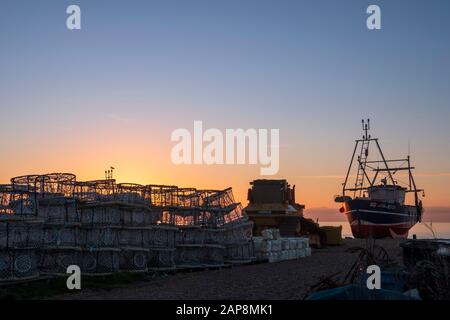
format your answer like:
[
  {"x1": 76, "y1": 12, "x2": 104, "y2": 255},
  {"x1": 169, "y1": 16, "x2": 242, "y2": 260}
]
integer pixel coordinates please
[
  {"x1": 0, "y1": 173, "x2": 253, "y2": 281},
  {"x1": 105, "y1": 167, "x2": 115, "y2": 180},
  {"x1": 244, "y1": 179, "x2": 326, "y2": 247},
  {"x1": 335, "y1": 119, "x2": 424, "y2": 239}
]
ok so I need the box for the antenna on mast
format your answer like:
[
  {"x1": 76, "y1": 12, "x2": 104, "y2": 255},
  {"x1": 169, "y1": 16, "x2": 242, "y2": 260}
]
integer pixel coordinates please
[
  {"x1": 408, "y1": 138, "x2": 411, "y2": 158},
  {"x1": 362, "y1": 118, "x2": 370, "y2": 140},
  {"x1": 105, "y1": 166, "x2": 115, "y2": 180}
]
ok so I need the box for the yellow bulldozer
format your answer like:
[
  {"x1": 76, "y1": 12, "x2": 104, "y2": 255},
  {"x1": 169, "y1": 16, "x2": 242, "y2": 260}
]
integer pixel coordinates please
[{"x1": 243, "y1": 179, "x2": 327, "y2": 248}]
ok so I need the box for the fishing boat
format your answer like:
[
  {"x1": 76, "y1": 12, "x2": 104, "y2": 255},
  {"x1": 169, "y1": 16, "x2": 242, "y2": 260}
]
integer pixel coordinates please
[{"x1": 335, "y1": 119, "x2": 424, "y2": 239}]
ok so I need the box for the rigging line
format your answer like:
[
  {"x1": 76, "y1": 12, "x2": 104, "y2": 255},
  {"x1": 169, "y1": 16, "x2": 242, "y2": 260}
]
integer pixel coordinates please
[
  {"x1": 408, "y1": 137, "x2": 411, "y2": 158},
  {"x1": 394, "y1": 177, "x2": 409, "y2": 186}
]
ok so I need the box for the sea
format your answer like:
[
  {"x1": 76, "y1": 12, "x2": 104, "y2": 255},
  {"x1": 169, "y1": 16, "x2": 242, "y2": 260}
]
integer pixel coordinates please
[{"x1": 321, "y1": 221, "x2": 450, "y2": 239}]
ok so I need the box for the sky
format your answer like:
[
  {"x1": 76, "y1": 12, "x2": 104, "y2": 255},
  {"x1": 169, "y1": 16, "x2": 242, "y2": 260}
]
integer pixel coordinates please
[{"x1": 1, "y1": 0, "x2": 449, "y2": 219}]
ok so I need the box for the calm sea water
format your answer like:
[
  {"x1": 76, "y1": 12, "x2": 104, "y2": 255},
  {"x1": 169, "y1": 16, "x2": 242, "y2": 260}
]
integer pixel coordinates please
[{"x1": 320, "y1": 221, "x2": 450, "y2": 239}]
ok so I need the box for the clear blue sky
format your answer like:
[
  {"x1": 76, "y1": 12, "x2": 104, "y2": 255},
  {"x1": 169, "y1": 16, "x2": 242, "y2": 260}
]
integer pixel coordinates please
[{"x1": 1, "y1": 0, "x2": 449, "y2": 208}]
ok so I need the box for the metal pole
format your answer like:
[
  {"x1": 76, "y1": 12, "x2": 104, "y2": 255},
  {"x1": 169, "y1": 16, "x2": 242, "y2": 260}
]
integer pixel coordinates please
[
  {"x1": 342, "y1": 141, "x2": 359, "y2": 196},
  {"x1": 375, "y1": 139, "x2": 395, "y2": 184}
]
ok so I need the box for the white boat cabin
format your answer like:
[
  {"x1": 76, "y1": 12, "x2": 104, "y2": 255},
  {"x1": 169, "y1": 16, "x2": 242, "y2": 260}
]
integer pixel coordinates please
[{"x1": 367, "y1": 185, "x2": 406, "y2": 204}]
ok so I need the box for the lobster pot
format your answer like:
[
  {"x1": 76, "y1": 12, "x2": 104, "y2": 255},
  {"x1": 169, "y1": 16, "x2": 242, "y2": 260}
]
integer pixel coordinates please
[
  {"x1": 2, "y1": 194, "x2": 36, "y2": 217},
  {"x1": 118, "y1": 227, "x2": 146, "y2": 247},
  {"x1": 174, "y1": 244, "x2": 206, "y2": 268},
  {"x1": 223, "y1": 228, "x2": 239, "y2": 245},
  {"x1": 0, "y1": 249, "x2": 39, "y2": 281},
  {"x1": 38, "y1": 198, "x2": 79, "y2": 224},
  {"x1": 148, "y1": 248, "x2": 175, "y2": 271},
  {"x1": 80, "y1": 226, "x2": 119, "y2": 248},
  {"x1": 42, "y1": 224, "x2": 80, "y2": 247},
  {"x1": 0, "y1": 219, "x2": 42, "y2": 249},
  {"x1": 119, "y1": 248, "x2": 149, "y2": 272},
  {"x1": 145, "y1": 225, "x2": 176, "y2": 248},
  {"x1": 121, "y1": 208, "x2": 156, "y2": 226},
  {"x1": 225, "y1": 242, "x2": 255, "y2": 263},
  {"x1": 223, "y1": 222, "x2": 253, "y2": 245},
  {"x1": 176, "y1": 227, "x2": 206, "y2": 245},
  {"x1": 204, "y1": 228, "x2": 225, "y2": 245},
  {"x1": 79, "y1": 206, "x2": 121, "y2": 226},
  {"x1": 81, "y1": 248, "x2": 120, "y2": 275},
  {"x1": 38, "y1": 247, "x2": 81, "y2": 275},
  {"x1": 203, "y1": 244, "x2": 225, "y2": 266}
]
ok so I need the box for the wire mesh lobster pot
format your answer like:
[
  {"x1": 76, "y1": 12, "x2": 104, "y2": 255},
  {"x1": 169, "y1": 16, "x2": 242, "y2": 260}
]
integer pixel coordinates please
[
  {"x1": 121, "y1": 208, "x2": 158, "y2": 226},
  {"x1": 176, "y1": 226, "x2": 206, "y2": 245},
  {"x1": 203, "y1": 244, "x2": 226, "y2": 267},
  {"x1": 148, "y1": 248, "x2": 175, "y2": 271},
  {"x1": 0, "y1": 249, "x2": 39, "y2": 281},
  {"x1": 145, "y1": 225, "x2": 177, "y2": 248},
  {"x1": 118, "y1": 227, "x2": 147, "y2": 247},
  {"x1": 11, "y1": 173, "x2": 76, "y2": 197},
  {"x1": 0, "y1": 217, "x2": 43, "y2": 249},
  {"x1": 80, "y1": 226, "x2": 119, "y2": 248},
  {"x1": 223, "y1": 221, "x2": 253, "y2": 245},
  {"x1": 119, "y1": 247, "x2": 149, "y2": 272},
  {"x1": 42, "y1": 223, "x2": 80, "y2": 247},
  {"x1": 174, "y1": 244, "x2": 206, "y2": 268},
  {"x1": 38, "y1": 247, "x2": 81, "y2": 275},
  {"x1": 81, "y1": 248, "x2": 120, "y2": 275},
  {"x1": 0, "y1": 185, "x2": 36, "y2": 217},
  {"x1": 79, "y1": 205, "x2": 121, "y2": 226},
  {"x1": 37, "y1": 198, "x2": 79, "y2": 224},
  {"x1": 225, "y1": 242, "x2": 255, "y2": 263},
  {"x1": 204, "y1": 228, "x2": 225, "y2": 245}
]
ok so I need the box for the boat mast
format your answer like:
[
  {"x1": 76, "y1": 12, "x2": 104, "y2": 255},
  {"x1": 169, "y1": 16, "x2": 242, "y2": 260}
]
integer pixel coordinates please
[
  {"x1": 353, "y1": 119, "x2": 371, "y2": 198},
  {"x1": 342, "y1": 119, "x2": 374, "y2": 198},
  {"x1": 374, "y1": 139, "x2": 395, "y2": 185},
  {"x1": 342, "y1": 142, "x2": 358, "y2": 197}
]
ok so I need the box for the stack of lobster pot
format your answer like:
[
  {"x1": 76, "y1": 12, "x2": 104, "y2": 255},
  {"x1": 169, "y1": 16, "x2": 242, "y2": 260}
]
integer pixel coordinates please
[
  {"x1": 174, "y1": 226, "x2": 207, "y2": 269},
  {"x1": 223, "y1": 220, "x2": 255, "y2": 264},
  {"x1": 38, "y1": 197, "x2": 82, "y2": 275},
  {"x1": 203, "y1": 228, "x2": 226, "y2": 267},
  {"x1": 0, "y1": 208, "x2": 42, "y2": 282},
  {"x1": 146, "y1": 222, "x2": 177, "y2": 272},
  {"x1": 118, "y1": 206, "x2": 176, "y2": 272},
  {"x1": 77, "y1": 203, "x2": 121, "y2": 275},
  {"x1": 116, "y1": 206, "x2": 149, "y2": 273},
  {"x1": 174, "y1": 225, "x2": 225, "y2": 269}
]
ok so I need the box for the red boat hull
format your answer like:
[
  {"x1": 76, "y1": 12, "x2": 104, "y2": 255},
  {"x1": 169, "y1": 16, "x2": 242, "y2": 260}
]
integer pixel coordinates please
[
  {"x1": 349, "y1": 221, "x2": 412, "y2": 239},
  {"x1": 343, "y1": 199, "x2": 420, "y2": 239}
]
